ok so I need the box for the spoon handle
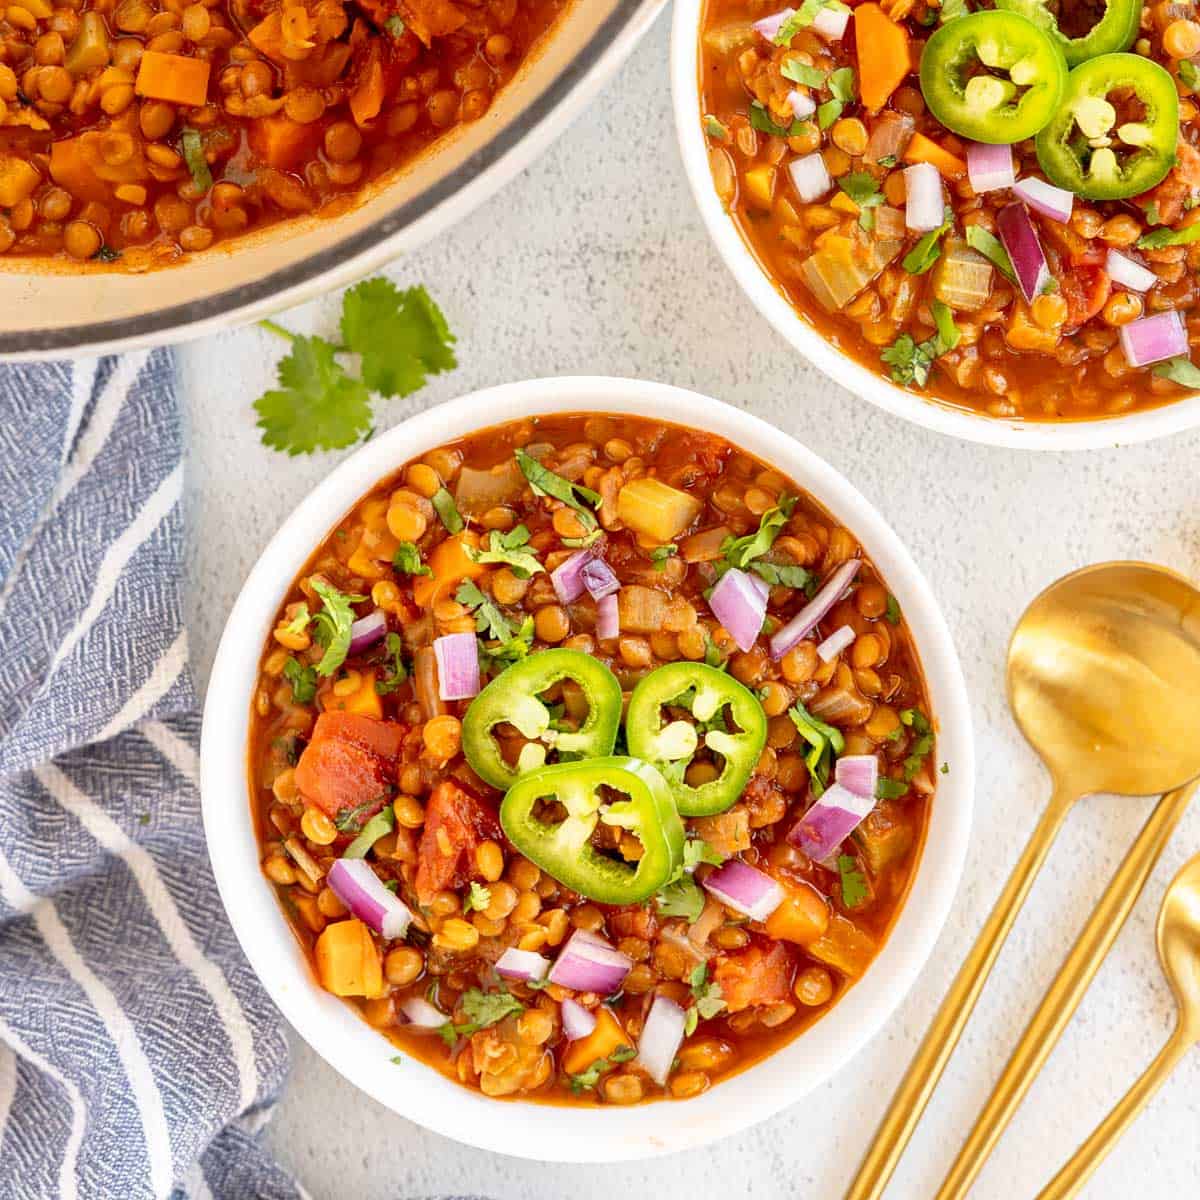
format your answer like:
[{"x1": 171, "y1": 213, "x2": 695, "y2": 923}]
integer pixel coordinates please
[
  {"x1": 844, "y1": 785, "x2": 1076, "y2": 1200},
  {"x1": 1036, "y1": 1026, "x2": 1193, "y2": 1200},
  {"x1": 933, "y1": 783, "x2": 1196, "y2": 1200}
]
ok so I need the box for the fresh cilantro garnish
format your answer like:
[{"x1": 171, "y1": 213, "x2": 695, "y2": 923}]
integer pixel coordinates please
[
  {"x1": 781, "y1": 60, "x2": 825, "y2": 87},
  {"x1": 703, "y1": 631, "x2": 729, "y2": 670},
  {"x1": 253, "y1": 280, "x2": 455, "y2": 455},
  {"x1": 901, "y1": 707, "x2": 934, "y2": 780},
  {"x1": 941, "y1": 762, "x2": 950, "y2": 775},
  {"x1": 283, "y1": 604, "x2": 311, "y2": 636},
  {"x1": 683, "y1": 837, "x2": 724, "y2": 872},
  {"x1": 482, "y1": 614, "x2": 536, "y2": 669},
  {"x1": 704, "y1": 114, "x2": 730, "y2": 141},
  {"x1": 838, "y1": 854, "x2": 869, "y2": 908},
  {"x1": 310, "y1": 580, "x2": 367, "y2": 676},
  {"x1": 1152, "y1": 356, "x2": 1200, "y2": 388},
  {"x1": 343, "y1": 805, "x2": 395, "y2": 859},
  {"x1": 655, "y1": 875, "x2": 706, "y2": 922},
  {"x1": 334, "y1": 795, "x2": 385, "y2": 834},
  {"x1": 885, "y1": 594, "x2": 901, "y2": 625},
  {"x1": 437, "y1": 987, "x2": 524, "y2": 1047},
  {"x1": 939, "y1": 0, "x2": 968, "y2": 21},
  {"x1": 650, "y1": 544, "x2": 678, "y2": 571},
  {"x1": 384, "y1": 13, "x2": 405, "y2": 35},
  {"x1": 749, "y1": 101, "x2": 810, "y2": 138},
  {"x1": 1136, "y1": 224, "x2": 1200, "y2": 249},
  {"x1": 1180, "y1": 60, "x2": 1200, "y2": 90},
  {"x1": 283, "y1": 656, "x2": 317, "y2": 703},
  {"x1": 750, "y1": 560, "x2": 815, "y2": 593},
  {"x1": 468, "y1": 526, "x2": 544, "y2": 578},
  {"x1": 876, "y1": 776, "x2": 909, "y2": 799},
  {"x1": 818, "y1": 65, "x2": 856, "y2": 128},
  {"x1": 789, "y1": 700, "x2": 845, "y2": 797},
  {"x1": 93, "y1": 244, "x2": 121, "y2": 263},
  {"x1": 456, "y1": 579, "x2": 514, "y2": 644},
  {"x1": 393, "y1": 542, "x2": 431, "y2": 577},
  {"x1": 965, "y1": 225, "x2": 1019, "y2": 286},
  {"x1": 568, "y1": 1044, "x2": 636, "y2": 1093},
  {"x1": 775, "y1": 0, "x2": 849, "y2": 43},
  {"x1": 688, "y1": 962, "x2": 726, "y2": 1021},
  {"x1": 902, "y1": 209, "x2": 954, "y2": 275},
  {"x1": 1145, "y1": 200, "x2": 1163, "y2": 225},
  {"x1": 722, "y1": 496, "x2": 796, "y2": 569},
  {"x1": 881, "y1": 301, "x2": 960, "y2": 388},
  {"x1": 431, "y1": 487, "x2": 464, "y2": 534},
  {"x1": 562, "y1": 529, "x2": 604, "y2": 549},
  {"x1": 180, "y1": 128, "x2": 212, "y2": 194},
  {"x1": 515, "y1": 448, "x2": 601, "y2": 531},
  {"x1": 838, "y1": 171, "x2": 884, "y2": 231},
  {"x1": 374, "y1": 631, "x2": 407, "y2": 695},
  {"x1": 462, "y1": 881, "x2": 492, "y2": 914}
]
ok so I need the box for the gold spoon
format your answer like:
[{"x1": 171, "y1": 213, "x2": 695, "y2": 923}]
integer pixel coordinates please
[
  {"x1": 847, "y1": 562, "x2": 1200, "y2": 1200},
  {"x1": 1037, "y1": 852, "x2": 1200, "y2": 1199}
]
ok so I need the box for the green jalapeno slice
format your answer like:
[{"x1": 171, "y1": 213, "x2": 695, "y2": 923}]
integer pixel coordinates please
[
  {"x1": 499, "y1": 757, "x2": 685, "y2": 904},
  {"x1": 625, "y1": 662, "x2": 768, "y2": 817},
  {"x1": 919, "y1": 11, "x2": 1068, "y2": 144},
  {"x1": 1035, "y1": 53, "x2": 1178, "y2": 200},
  {"x1": 462, "y1": 649, "x2": 622, "y2": 791},
  {"x1": 995, "y1": 0, "x2": 1142, "y2": 67}
]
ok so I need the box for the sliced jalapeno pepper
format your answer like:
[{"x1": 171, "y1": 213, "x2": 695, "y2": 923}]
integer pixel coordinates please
[
  {"x1": 625, "y1": 662, "x2": 767, "y2": 817},
  {"x1": 462, "y1": 649, "x2": 622, "y2": 791},
  {"x1": 919, "y1": 11, "x2": 1068, "y2": 144},
  {"x1": 995, "y1": 0, "x2": 1141, "y2": 67},
  {"x1": 1036, "y1": 53, "x2": 1178, "y2": 200},
  {"x1": 500, "y1": 757, "x2": 685, "y2": 904}
]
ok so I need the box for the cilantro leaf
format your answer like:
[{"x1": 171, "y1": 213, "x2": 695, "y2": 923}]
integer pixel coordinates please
[
  {"x1": 311, "y1": 580, "x2": 367, "y2": 676},
  {"x1": 468, "y1": 526, "x2": 544, "y2": 578},
  {"x1": 431, "y1": 487, "x2": 464, "y2": 534},
  {"x1": 180, "y1": 129, "x2": 212, "y2": 194},
  {"x1": 1152, "y1": 356, "x2": 1200, "y2": 388},
  {"x1": 283, "y1": 656, "x2": 317, "y2": 703},
  {"x1": 375, "y1": 631, "x2": 408, "y2": 695},
  {"x1": 456, "y1": 579, "x2": 514, "y2": 644},
  {"x1": 683, "y1": 837, "x2": 724, "y2": 871},
  {"x1": 462, "y1": 881, "x2": 492, "y2": 914},
  {"x1": 254, "y1": 334, "x2": 372, "y2": 455},
  {"x1": 689, "y1": 962, "x2": 727, "y2": 1020},
  {"x1": 749, "y1": 101, "x2": 811, "y2": 138},
  {"x1": 334, "y1": 795, "x2": 386, "y2": 834},
  {"x1": 789, "y1": 700, "x2": 845, "y2": 797},
  {"x1": 704, "y1": 114, "x2": 730, "y2": 141},
  {"x1": 568, "y1": 1044, "x2": 636, "y2": 1093},
  {"x1": 1136, "y1": 224, "x2": 1200, "y2": 249},
  {"x1": 340, "y1": 279, "x2": 456, "y2": 399},
  {"x1": 515, "y1": 448, "x2": 600, "y2": 531},
  {"x1": 781, "y1": 60, "x2": 825, "y2": 87},
  {"x1": 650, "y1": 544, "x2": 678, "y2": 571},
  {"x1": 838, "y1": 854, "x2": 869, "y2": 908},
  {"x1": 881, "y1": 302, "x2": 959, "y2": 387},
  {"x1": 775, "y1": 0, "x2": 849, "y2": 43},
  {"x1": 283, "y1": 604, "x2": 310, "y2": 636},
  {"x1": 818, "y1": 99, "x2": 843, "y2": 129},
  {"x1": 482, "y1": 614, "x2": 535, "y2": 669},
  {"x1": 884, "y1": 593, "x2": 901, "y2": 625},
  {"x1": 384, "y1": 13, "x2": 405, "y2": 35},
  {"x1": 876, "y1": 776, "x2": 909, "y2": 799},
  {"x1": 750, "y1": 560, "x2": 814, "y2": 593},
  {"x1": 722, "y1": 495, "x2": 796, "y2": 568},
  {"x1": 437, "y1": 987, "x2": 524, "y2": 1048},
  {"x1": 655, "y1": 875, "x2": 706, "y2": 922},
  {"x1": 901, "y1": 707, "x2": 934, "y2": 780},
  {"x1": 393, "y1": 542, "x2": 431, "y2": 577},
  {"x1": 902, "y1": 209, "x2": 954, "y2": 275},
  {"x1": 932, "y1": 300, "x2": 961, "y2": 352},
  {"x1": 1180, "y1": 59, "x2": 1200, "y2": 90},
  {"x1": 965, "y1": 225, "x2": 1019, "y2": 286},
  {"x1": 839, "y1": 171, "x2": 884, "y2": 230},
  {"x1": 826, "y1": 66, "x2": 856, "y2": 104}
]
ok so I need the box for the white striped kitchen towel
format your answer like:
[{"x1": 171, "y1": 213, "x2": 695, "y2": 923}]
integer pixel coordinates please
[{"x1": 0, "y1": 353, "x2": 301, "y2": 1200}]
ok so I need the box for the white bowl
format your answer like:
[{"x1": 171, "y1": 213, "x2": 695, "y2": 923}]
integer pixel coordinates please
[
  {"x1": 200, "y1": 376, "x2": 974, "y2": 1160},
  {"x1": 669, "y1": 0, "x2": 1200, "y2": 451}
]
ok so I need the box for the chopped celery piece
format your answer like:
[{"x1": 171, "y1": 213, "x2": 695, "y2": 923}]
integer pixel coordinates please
[{"x1": 931, "y1": 238, "x2": 994, "y2": 311}]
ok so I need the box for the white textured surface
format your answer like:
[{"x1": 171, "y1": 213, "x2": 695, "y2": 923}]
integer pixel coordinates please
[{"x1": 178, "y1": 17, "x2": 1200, "y2": 1199}]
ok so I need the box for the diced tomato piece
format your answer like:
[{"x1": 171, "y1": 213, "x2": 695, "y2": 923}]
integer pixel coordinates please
[
  {"x1": 1137, "y1": 142, "x2": 1200, "y2": 226},
  {"x1": 714, "y1": 942, "x2": 795, "y2": 1013},
  {"x1": 1040, "y1": 219, "x2": 1105, "y2": 268},
  {"x1": 293, "y1": 712, "x2": 404, "y2": 821},
  {"x1": 1059, "y1": 265, "x2": 1112, "y2": 330},
  {"x1": 415, "y1": 779, "x2": 501, "y2": 904}
]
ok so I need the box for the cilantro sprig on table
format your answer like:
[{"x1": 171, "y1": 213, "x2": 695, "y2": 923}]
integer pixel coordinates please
[{"x1": 253, "y1": 279, "x2": 456, "y2": 455}]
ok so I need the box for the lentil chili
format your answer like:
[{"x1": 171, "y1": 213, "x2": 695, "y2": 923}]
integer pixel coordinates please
[
  {"x1": 698, "y1": 0, "x2": 1200, "y2": 419},
  {"x1": 0, "y1": 0, "x2": 567, "y2": 265},
  {"x1": 249, "y1": 412, "x2": 938, "y2": 1104}
]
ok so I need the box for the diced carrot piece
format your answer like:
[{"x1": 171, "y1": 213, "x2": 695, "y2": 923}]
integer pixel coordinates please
[
  {"x1": 562, "y1": 1007, "x2": 632, "y2": 1075},
  {"x1": 414, "y1": 779, "x2": 501, "y2": 904},
  {"x1": 763, "y1": 883, "x2": 831, "y2": 946},
  {"x1": 412, "y1": 531, "x2": 483, "y2": 608},
  {"x1": 248, "y1": 114, "x2": 322, "y2": 171},
  {"x1": 323, "y1": 669, "x2": 382, "y2": 720},
  {"x1": 349, "y1": 46, "x2": 386, "y2": 127},
  {"x1": 0, "y1": 156, "x2": 41, "y2": 207},
  {"x1": 134, "y1": 51, "x2": 211, "y2": 107},
  {"x1": 807, "y1": 913, "x2": 877, "y2": 978},
  {"x1": 247, "y1": 11, "x2": 284, "y2": 59},
  {"x1": 855, "y1": 3, "x2": 911, "y2": 112},
  {"x1": 315, "y1": 918, "x2": 384, "y2": 997},
  {"x1": 714, "y1": 943, "x2": 795, "y2": 1012},
  {"x1": 902, "y1": 132, "x2": 966, "y2": 180}
]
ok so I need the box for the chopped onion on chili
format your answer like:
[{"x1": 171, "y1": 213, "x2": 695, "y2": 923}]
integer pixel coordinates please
[
  {"x1": 581, "y1": 557, "x2": 620, "y2": 601},
  {"x1": 400, "y1": 996, "x2": 446, "y2": 1028},
  {"x1": 548, "y1": 929, "x2": 633, "y2": 995},
  {"x1": 637, "y1": 994, "x2": 687, "y2": 1086},
  {"x1": 701, "y1": 859, "x2": 785, "y2": 921},
  {"x1": 812, "y1": 4, "x2": 848, "y2": 39},
  {"x1": 1013, "y1": 176, "x2": 1073, "y2": 225},
  {"x1": 327, "y1": 858, "x2": 414, "y2": 941},
  {"x1": 1120, "y1": 310, "x2": 1188, "y2": 367},
  {"x1": 348, "y1": 609, "x2": 387, "y2": 655},
  {"x1": 788, "y1": 782, "x2": 875, "y2": 862},
  {"x1": 789, "y1": 153, "x2": 832, "y2": 203},
  {"x1": 787, "y1": 89, "x2": 816, "y2": 121},
  {"x1": 1105, "y1": 249, "x2": 1157, "y2": 293},
  {"x1": 769, "y1": 558, "x2": 861, "y2": 660},
  {"x1": 752, "y1": 7, "x2": 792, "y2": 39},
  {"x1": 433, "y1": 631, "x2": 480, "y2": 701},
  {"x1": 965, "y1": 141, "x2": 1014, "y2": 194},
  {"x1": 596, "y1": 592, "x2": 620, "y2": 641},
  {"x1": 495, "y1": 947, "x2": 551, "y2": 983},
  {"x1": 996, "y1": 202, "x2": 1050, "y2": 304},
  {"x1": 560, "y1": 997, "x2": 597, "y2": 1041},
  {"x1": 551, "y1": 548, "x2": 594, "y2": 605},
  {"x1": 816, "y1": 623, "x2": 855, "y2": 662},
  {"x1": 708, "y1": 567, "x2": 767, "y2": 653},
  {"x1": 903, "y1": 162, "x2": 944, "y2": 232},
  {"x1": 834, "y1": 753, "x2": 879, "y2": 800}
]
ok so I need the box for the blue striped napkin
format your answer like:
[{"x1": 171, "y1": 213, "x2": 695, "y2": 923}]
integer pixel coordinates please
[{"x1": 0, "y1": 353, "x2": 301, "y2": 1199}]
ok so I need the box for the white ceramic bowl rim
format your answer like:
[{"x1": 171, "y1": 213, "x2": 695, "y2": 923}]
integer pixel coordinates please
[
  {"x1": 200, "y1": 376, "x2": 974, "y2": 1161},
  {"x1": 668, "y1": 0, "x2": 1200, "y2": 451}
]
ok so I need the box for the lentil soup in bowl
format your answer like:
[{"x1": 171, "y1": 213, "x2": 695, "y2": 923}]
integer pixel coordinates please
[
  {"x1": 672, "y1": 0, "x2": 1200, "y2": 448},
  {"x1": 200, "y1": 376, "x2": 972, "y2": 1159}
]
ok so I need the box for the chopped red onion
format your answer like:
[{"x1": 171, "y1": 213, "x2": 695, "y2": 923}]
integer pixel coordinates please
[
  {"x1": 835, "y1": 753, "x2": 879, "y2": 800},
  {"x1": 548, "y1": 929, "x2": 633, "y2": 995},
  {"x1": 400, "y1": 997, "x2": 446, "y2": 1028},
  {"x1": 581, "y1": 557, "x2": 620, "y2": 601},
  {"x1": 996, "y1": 202, "x2": 1050, "y2": 304},
  {"x1": 550, "y1": 548, "x2": 594, "y2": 605},
  {"x1": 816, "y1": 623, "x2": 855, "y2": 663},
  {"x1": 708, "y1": 567, "x2": 767, "y2": 653},
  {"x1": 787, "y1": 89, "x2": 816, "y2": 121},
  {"x1": 904, "y1": 162, "x2": 944, "y2": 232},
  {"x1": 560, "y1": 997, "x2": 597, "y2": 1041},
  {"x1": 495, "y1": 947, "x2": 550, "y2": 983},
  {"x1": 1013, "y1": 176, "x2": 1073, "y2": 224},
  {"x1": 788, "y1": 153, "x2": 832, "y2": 203},
  {"x1": 965, "y1": 141, "x2": 1014, "y2": 194},
  {"x1": 752, "y1": 7, "x2": 793, "y2": 39},
  {"x1": 769, "y1": 558, "x2": 861, "y2": 660},
  {"x1": 433, "y1": 631, "x2": 480, "y2": 701},
  {"x1": 788, "y1": 782, "x2": 875, "y2": 861},
  {"x1": 812, "y1": 3, "x2": 848, "y2": 39},
  {"x1": 749, "y1": 573, "x2": 770, "y2": 601},
  {"x1": 327, "y1": 859, "x2": 414, "y2": 941},
  {"x1": 348, "y1": 609, "x2": 387, "y2": 655},
  {"x1": 1120, "y1": 310, "x2": 1188, "y2": 368},
  {"x1": 1106, "y1": 249, "x2": 1157, "y2": 293},
  {"x1": 702, "y1": 859, "x2": 785, "y2": 922},
  {"x1": 596, "y1": 592, "x2": 619, "y2": 641},
  {"x1": 637, "y1": 995, "x2": 687, "y2": 1086}
]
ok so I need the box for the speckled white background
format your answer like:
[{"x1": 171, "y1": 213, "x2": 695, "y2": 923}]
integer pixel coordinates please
[{"x1": 178, "y1": 15, "x2": 1200, "y2": 1198}]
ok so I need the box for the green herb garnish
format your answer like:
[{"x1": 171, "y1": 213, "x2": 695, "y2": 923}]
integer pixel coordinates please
[
  {"x1": 1136, "y1": 225, "x2": 1200, "y2": 250},
  {"x1": 282, "y1": 656, "x2": 317, "y2": 703},
  {"x1": 468, "y1": 525, "x2": 544, "y2": 578},
  {"x1": 311, "y1": 580, "x2": 367, "y2": 676},
  {"x1": 1152, "y1": 356, "x2": 1200, "y2": 388},
  {"x1": 181, "y1": 128, "x2": 212, "y2": 194},
  {"x1": 375, "y1": 631, "x2": 408, "y2": 695},
  {"x1": 965, "y1": 225, "x2": 1019, "y2": 285},
  {"x1": 838, "y1": 854, "x2": 869, "y2": 908},
  {"x1": 722, "y1": 495, "x2": 796, "y2": 569},
  {"x1": 515, "y1": 448, "x2": 601, "y2": 531},
  {"x1": 343, "y1": 805, "x2": 395, "y2": 859},
  {"x1": 393, "y1": 542, "x2": 432, "y2": 576}
]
